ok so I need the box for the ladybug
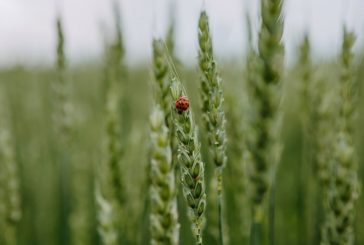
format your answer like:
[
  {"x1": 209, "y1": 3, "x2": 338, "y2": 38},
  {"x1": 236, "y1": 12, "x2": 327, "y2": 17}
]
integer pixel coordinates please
[{"x1": 175, "y1": 96, "x2": 190, "y2": 114}]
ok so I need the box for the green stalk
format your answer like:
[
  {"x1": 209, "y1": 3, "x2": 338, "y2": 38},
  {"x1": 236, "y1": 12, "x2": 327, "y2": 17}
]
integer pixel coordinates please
[
  {"x1": 250, "y1": 220, "x2": 263, "y2": 245},
  {"x1": 268, "y1": 180, "x2": 275, "y2": 245}
]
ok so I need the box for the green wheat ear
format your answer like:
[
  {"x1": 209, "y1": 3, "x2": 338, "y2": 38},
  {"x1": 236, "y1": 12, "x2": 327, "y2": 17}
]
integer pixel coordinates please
[
  {"x1": 152, "y1": 39, "x2": 172, "y2": 124},
  {"x1": 198, "y1": 10, "x2": 227, "y2": 169},
  {"x1": 170, "y1": 78, "x2": 206, "y2": 245},
  {"x1": 97, "y1": 4, "x2": 127, "y2": 244},
  {"x1": 198, "y1": 10, "x2": 228, "y2": 245},
  {"x1": 150, "y1": 39, "x2": 180, "y2": 244},
  {"x1": 53, "y1": 16, "x2": 76, "y2": 245},
  {"x1": 225, "y1": 92, "x2": 251, "y2": 244},
  {"x1": 152, "y1": 39, "x2": 178, "y2": 168},
  {"x1": 96, "y1": 187, "x2": 118, "y2": 245},
  {"x1": 149, "y1": 105, "x2": 179, "y2": 245},
  {"x1": 321, "y1": 27, "x2": 360, "y2": 245},
  {"x1": 245, "y1": 0, "x2": 285, "y2": 243},
  {"x1": 54, "y1": 16, "x2": 73, "y2": 145},
  {"x1": 0, "y1": 90, "x2": 22, "y2": 245}
]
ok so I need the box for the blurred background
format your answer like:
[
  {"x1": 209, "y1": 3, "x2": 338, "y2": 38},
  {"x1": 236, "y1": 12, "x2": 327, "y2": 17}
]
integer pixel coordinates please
[
  {"x1": 0, "y1": 1, "x2": 364, "y2": 245},
  {"x1": 1, "y1": 0, "x2": 364, "y2": 67}
]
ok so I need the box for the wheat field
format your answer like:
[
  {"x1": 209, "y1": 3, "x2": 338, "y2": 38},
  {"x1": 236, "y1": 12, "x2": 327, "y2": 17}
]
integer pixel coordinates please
[{"x1": 0, "y1": 1, "x2": 364, "y2": 245}]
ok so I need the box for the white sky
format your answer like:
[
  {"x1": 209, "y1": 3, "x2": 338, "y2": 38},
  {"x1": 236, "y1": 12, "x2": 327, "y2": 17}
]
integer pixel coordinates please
[{"x1": 0, "y1": 0, "x2": 363, "y2": 68}]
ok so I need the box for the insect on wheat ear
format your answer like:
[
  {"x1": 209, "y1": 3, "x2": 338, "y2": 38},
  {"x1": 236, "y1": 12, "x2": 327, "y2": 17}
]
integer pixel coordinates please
[{"x1": 175, "y1": 96, "x2": 190, "y2": 114}]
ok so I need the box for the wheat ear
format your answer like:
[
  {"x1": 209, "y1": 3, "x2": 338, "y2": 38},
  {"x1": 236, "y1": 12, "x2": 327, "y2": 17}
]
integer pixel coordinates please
[
  {"x1": 197, "y1": 10, "x2": 227, "y2": 245},
  {"x1": 322, "y1": 27, "x2": 360, "y2": 245},
  {"x1": 170, "y1": 78, "x2": 206, "y2": 245},
  {"x1": 149, "y1": 105, "x2": 179, "y2": 244},
  {"x1": 247, "y1": 0, "x2": 285, "y2": 243}
]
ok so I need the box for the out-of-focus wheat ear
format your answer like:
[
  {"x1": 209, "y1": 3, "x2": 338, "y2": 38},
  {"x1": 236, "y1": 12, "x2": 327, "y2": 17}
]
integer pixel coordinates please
[
  {"x1": 152, "y1": 39, "x2": 171, "y2": 121},
  {"x1": 198, "y1": 10, "x2": 228, "y2": 245},
  {"x1": 53, "y1": 15, "x2": 75, "y2": 245},
  {"x1": 146, "y1": 39, "x2": 180, "y2": 245},
  {"x1": 170, "y1": 79, "x2": 206, "y2": 245},
  {"x1": 149, "y1": 105, "x2": 179, "y2": 245},
  {"x1": 54, "y1": 14, "x2": 91, "y2": 245},
  {"x1": 152, "y1": 38, "x2": 179, "y2": 185},
  {"x1": 296, "y1": 34, "x2": 313, "y2": 245},
  {"x1": 54, "y1": 16, "x2": 72, "y2": 143},
  {"x1": 103, "y1": 0, "x2": 126, "y2": 214},
  {"x1": 69, "y1": 155, "x2": 92, "y2": 245},
  {"x1": 225, "y1": 92, "x2": 251, "y2": 244},
  {"x1": 309, "y1": 74, "x2": 337, "y2": 244},
  {"x1": 321, "y1": 27, "x2": 360, "y2": 245},
  {"x1": 104, "y1": 80, "x2": 124, "y2": 206},
  {"x1": 246, "y1": 0, "x2": 285, "y2": 244},
  {"x1": 95, "y1": 186, "x2": 118, "y2": 245},
  {"x1": 97, "y1": 3, "x2": 128, "y2": 243},
  {"x1": 0, "y1": 89, "x2": 22, "y2": 245}
]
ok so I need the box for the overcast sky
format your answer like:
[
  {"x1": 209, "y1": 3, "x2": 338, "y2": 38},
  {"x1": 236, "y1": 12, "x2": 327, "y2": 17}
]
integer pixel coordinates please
[{"x1": 0, "y1": 0, "x2": 363, "y2": 67}]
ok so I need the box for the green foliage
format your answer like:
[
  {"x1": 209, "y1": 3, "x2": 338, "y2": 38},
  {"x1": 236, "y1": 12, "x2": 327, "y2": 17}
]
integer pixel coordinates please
[
  {"x1": 1, "y1": 54, "x2": 364, "y2": 245},
  {"x1": 1, "y1": 4, "x2": 364, "y2": 245}
]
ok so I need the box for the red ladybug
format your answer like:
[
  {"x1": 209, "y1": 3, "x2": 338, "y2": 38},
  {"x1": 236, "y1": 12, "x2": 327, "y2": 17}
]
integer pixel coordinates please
[{"x1": 175, "y1": 96, "x2": 190, "y2": 114}]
